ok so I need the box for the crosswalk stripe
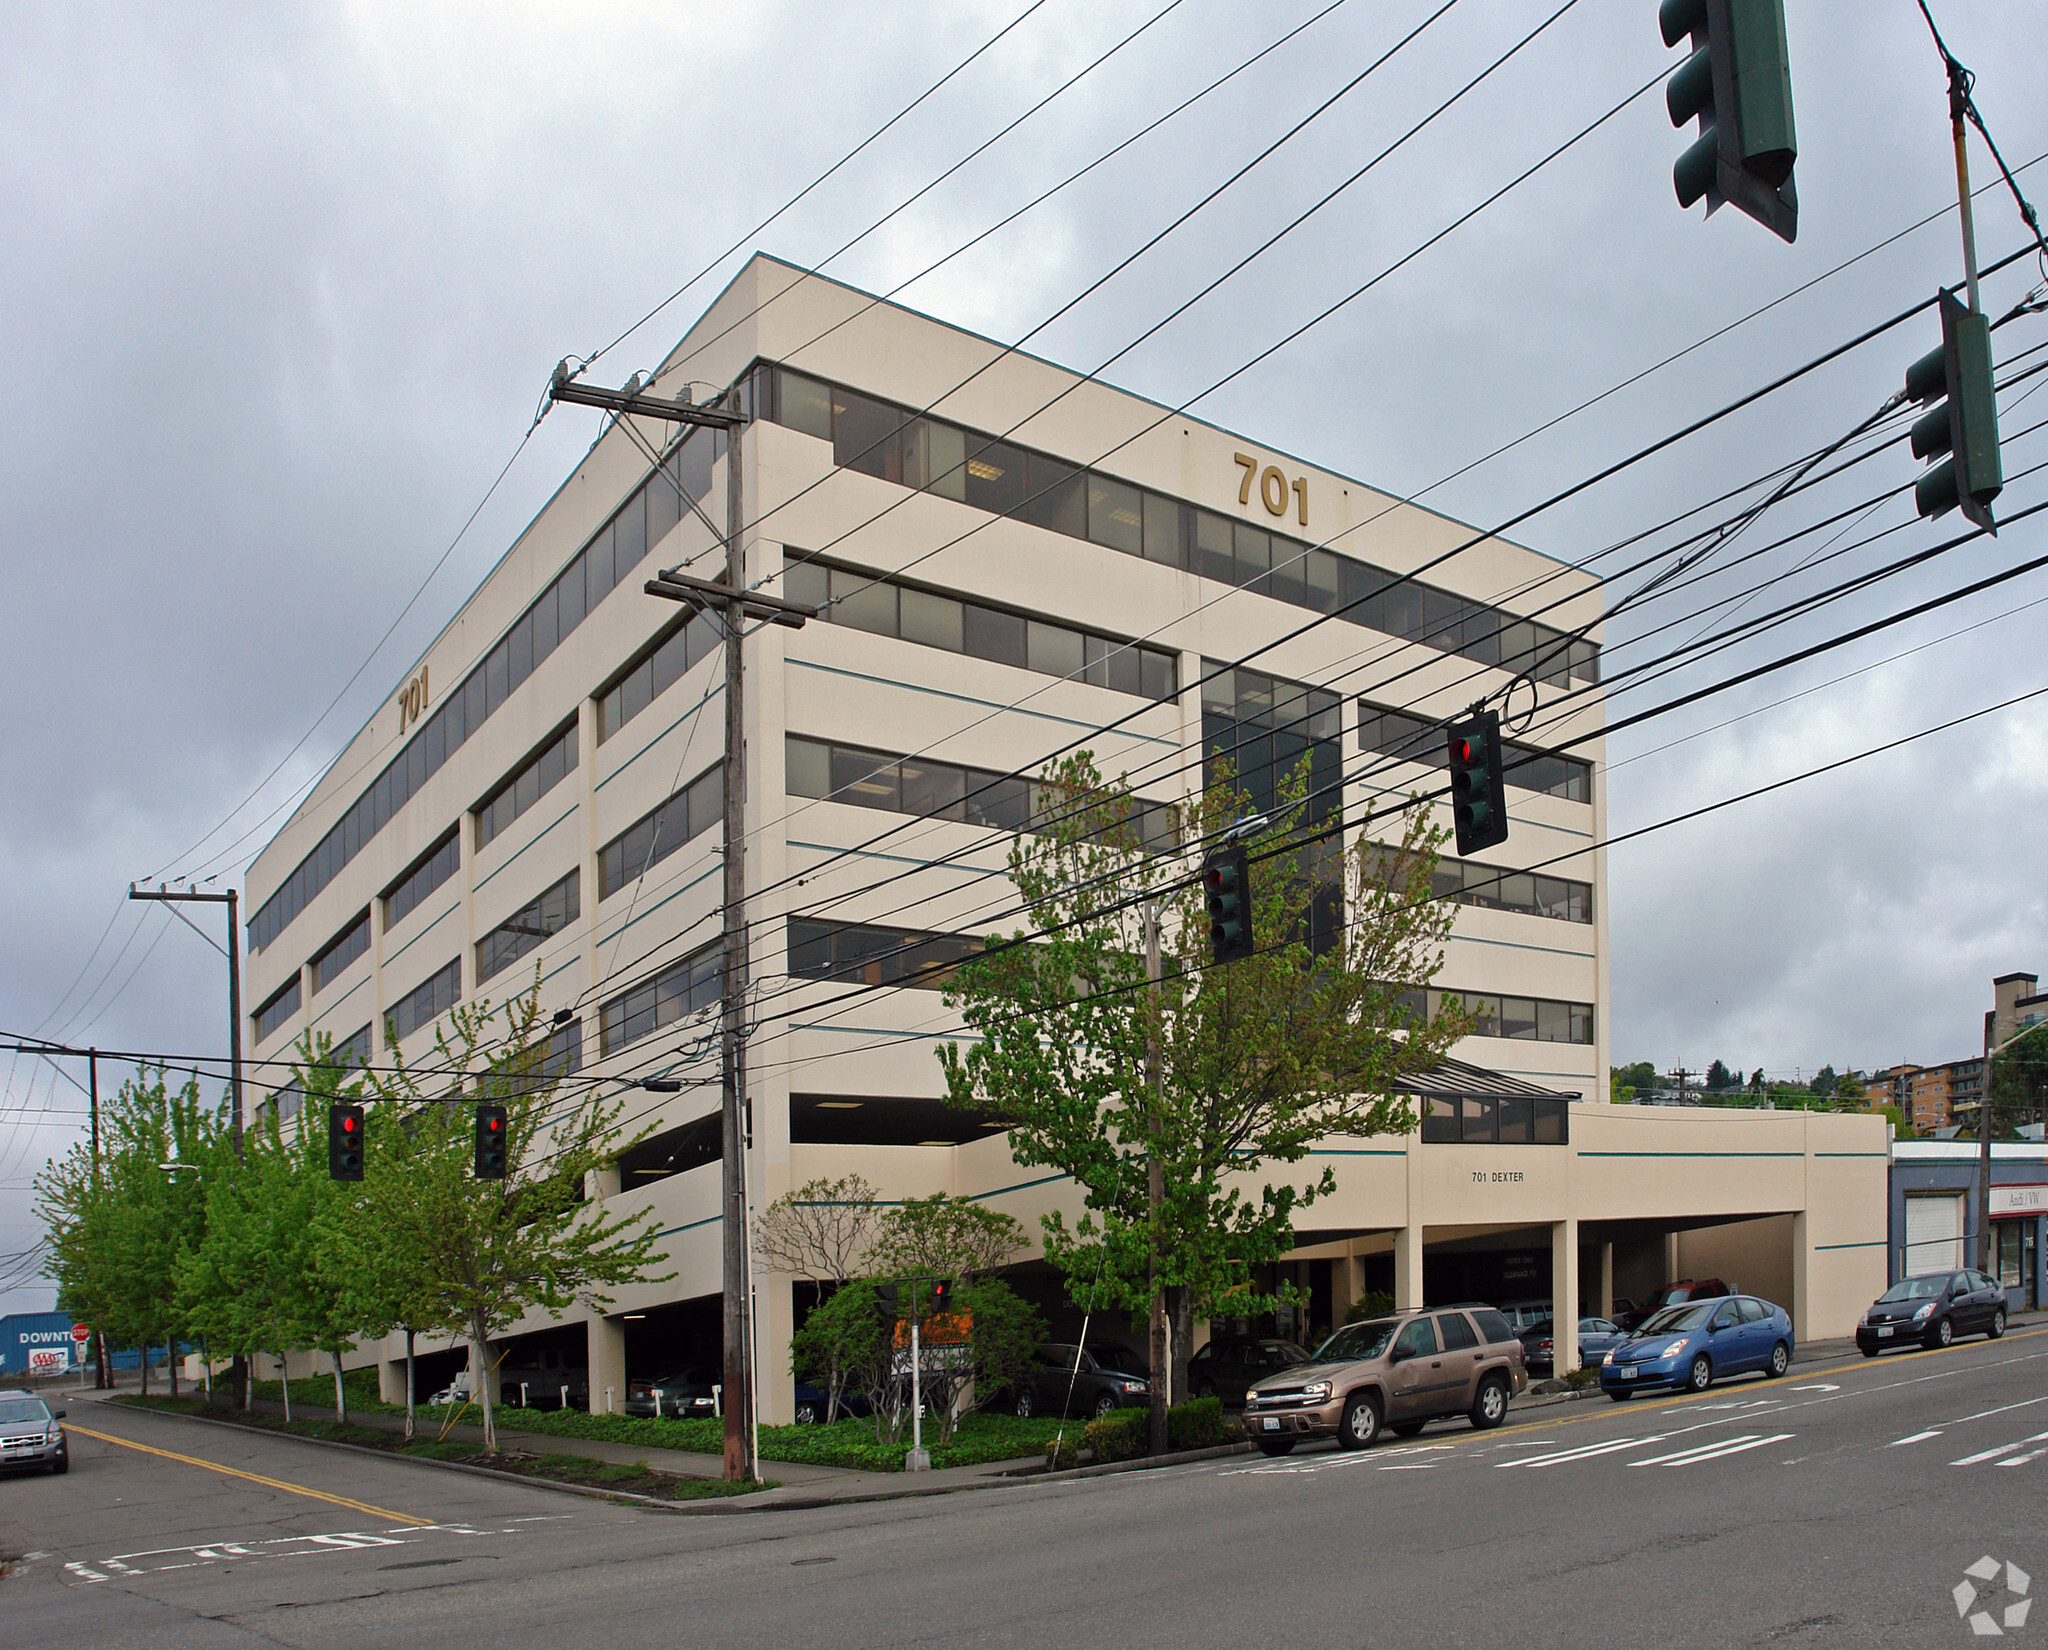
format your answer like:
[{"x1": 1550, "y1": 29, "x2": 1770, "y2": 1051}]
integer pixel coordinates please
[
  {"x1": 1997, "y1": 1450, "x2": 2048, "y2": 1468},
  {"x1": 1630, "y1": 1433, "x2": 1793, "y2": 1467},
  {"x1": 1951, "y1": 1429, "x2": 2048, "y2": 1467},
  {"x1": 1496, "y1": 1436, "x2": 1663, "y2": 1468}
]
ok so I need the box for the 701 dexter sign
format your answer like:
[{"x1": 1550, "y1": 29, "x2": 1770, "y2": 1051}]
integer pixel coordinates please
[{"x1": 1232, "y1": 454, "x2": 1309, "y2": 528}]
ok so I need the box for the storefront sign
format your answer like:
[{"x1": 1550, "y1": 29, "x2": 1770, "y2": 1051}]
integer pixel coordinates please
[
  {"x1": 27, "y1": 1346, "x2": 69, "y2": 1376},
  {"x1": 1990, "y1": 1183, "x2": 2048, "y2": 1217}
]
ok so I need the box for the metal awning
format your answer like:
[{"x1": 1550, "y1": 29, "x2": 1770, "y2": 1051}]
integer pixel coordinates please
[{"x1": 1390, "y1": 1057, "x2": 1580, "y2": 1103}]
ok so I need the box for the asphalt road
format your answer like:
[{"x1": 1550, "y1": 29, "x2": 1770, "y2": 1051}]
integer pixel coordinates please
[{"x1": 6, "y1": 1327, "x2": 2045, "y2": 1648}]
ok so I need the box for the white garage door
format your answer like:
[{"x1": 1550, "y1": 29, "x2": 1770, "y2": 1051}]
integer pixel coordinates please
[{"x1": 1905, "y1": 1194, "x2": 1965, "y2": 1273}]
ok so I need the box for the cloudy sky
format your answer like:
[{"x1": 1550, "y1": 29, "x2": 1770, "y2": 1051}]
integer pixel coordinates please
[{"x1": 5, "y1": 0, "x2": 2046, "y2": 1310}]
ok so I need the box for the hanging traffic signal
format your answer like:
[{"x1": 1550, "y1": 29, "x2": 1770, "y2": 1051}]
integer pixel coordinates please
[
  {"x1": 1660, "y1": 0, "x2": 1798, "y2": 243},
  {"x1": 1446, "y1": 711, "x2": 1510, "y2": 855},
  {"x1": 1204, "y1": 845, "x2": 1254, "y2": 964},
  {"x1": 1906, "y1": 290, "x2": 2002, "y2": 533},
  {"x1": 928, "y1": 1277, "x2": 955, "y2": 1311},
  {"x1": 474, "y1": 1103, "x2": 507, "y2": 1180},
  {"x1": 874, "y1": 1282, "x2": 901, "y2": 1321},
  {"x1": 327, "y1": 1104, "x2": 364, "y2": 1182}
]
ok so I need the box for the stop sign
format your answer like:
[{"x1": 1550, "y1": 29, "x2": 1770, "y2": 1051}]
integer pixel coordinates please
[{"x1": 70, "y1": 1323, "x2": 90, "y2": 1345}]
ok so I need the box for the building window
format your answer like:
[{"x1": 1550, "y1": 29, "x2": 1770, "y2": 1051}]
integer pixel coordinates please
[
  {"x1": 757, "y1": 361, "x2": 1597, "y2": 685},
  {"x1": 477, "y1": 869, "x2": 580, "y2": 985},
  {"x1": 1202, "y1": 664, "x2": 1343, "y2": 955},
  {"x1": 475, "y1": 722, "x2": 578, "y2": 852},
  {"x1": 248, "y1": 427, "x2": 712, "y2": 955},
  {"x1": 253, "y1": 976, "x2": 302, "y2": 1043},
  {"x1": 1431, "y1": 858, "x2": 1593, "y2": 924},
  {"x1": 597, "y1": 766, "x2": 721, "y2": 900},
  {"x1": 384, "y1": 830, "x2": 460, "y2": 930},
  {"x1": 390, "y1": 958, "x2": 461, "y2": 1042},
  {"x1": 1357, "y1": 701, "x2": 1591, "y2": 804},
  {"x1": 311, "y1": 910, "x2": 371, "y2": 993},
  {"x1": 786, "y1": 735, "x2": 1178, "y2": 851},
  {"x1": 780, "y1": 556, "x2": 1177, "y2": 702},
  {"x1": 1397, "y1": 986, "x2": 1595, "y2": 1045},
  {"x1": 600, "y1": 944, "x2": 720, "y2": 1056},
  {"x1": 786, "y1": 918, "x2": 981, "y2": 992},
  {"x1": 596, "y1": 610, "x2": 720, "y2": 742},
  {"x1": 1419, "y1": 1092, "x2": 1570, "y2": 1145}
]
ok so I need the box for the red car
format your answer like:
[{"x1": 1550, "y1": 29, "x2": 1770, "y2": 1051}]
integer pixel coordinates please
[{"x1": 1616, "y1": 1278, "x2": 1733, "y2": 1332}]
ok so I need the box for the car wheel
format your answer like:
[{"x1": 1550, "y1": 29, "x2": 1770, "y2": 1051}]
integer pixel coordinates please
[
  {"x1": 1391, "y1": 1421, "x2": 1427, "y2": 1438},
  {"x1": 794, "y1": 1400, "x2": 820, "y2": 1426},
  {"x1": 1606, "y1": 1390, "x2": 1633, "y2": 1402},
  {"x1": 1685, "y1": 1354, "x2": 1713, "y2": 1393},
  {"x1": 1091, "y1": 1392, "x2": 1118, "y2": 1421},
  {"x1": 1256, "y1": 1438, "x2": 1297, "y2": 1457},
  {"x1": 1470, "y1": 1375, "x2": 1509, "y2": 1431},
  {"x1": 1337, "y1": 1392, "x2": 1382, "y2": 1451},
  {"x1": 1196, "y1": 1380, "x2": 1218, "y2": 1401},
  {"x1": 1860, "y1": 1346, "x2": 1879, "y2": 1358},
  {"x1": 1926, "y1": 1316, "x2": 1955, "y2": 1350},
  {"x1": 1767, "y1": 1341, "x2": 1790, "y2": 1379},
  {"x1": 1014, "y1": 1389, "x2": 1035, "y2": 1419},
  {"x1": 1989, "y1": 1309, "x2": 2007, "y2": 1341},
  {"x1": 51, "y1": 1451, "x2": 68, "y2": 1476}
]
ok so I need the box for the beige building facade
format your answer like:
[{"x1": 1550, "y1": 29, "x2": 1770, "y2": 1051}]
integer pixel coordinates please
[{"x1": 239, "y1": 256, "x2": 1879, "y2": 1413}]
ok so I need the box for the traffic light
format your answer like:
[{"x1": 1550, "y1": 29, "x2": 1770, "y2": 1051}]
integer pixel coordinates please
[
  {"x1": 874, "y1": 1282, "x2": 901, "y2": 1320},
  {"x1": 1446, "y1": 710, "x2": 1510, "y2": 855},
  {"x1": 474, "y1": 1103, "x2": 507, "y2": 1180},
  {"x1": 928, "y1": 1277, "x2": 955, "y2": 1312},
  {"x1": 1204, "y1": 846, "x2": 1254, "y2": 964},
  {"x1": 1906, "y1": 290, "x2": 2002, "y2": 533},
  {"x1": 1660, "y1": 0, "x2": 1797, "y2": 242},
  {"x1": 327, "y1": 1104, "x2": 364, "y2": 1182}
]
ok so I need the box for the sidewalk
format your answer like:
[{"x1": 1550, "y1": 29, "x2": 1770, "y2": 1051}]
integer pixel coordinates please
[{"x1": 68, "y1": 1385, "x2": 1048, "y2": 1508}]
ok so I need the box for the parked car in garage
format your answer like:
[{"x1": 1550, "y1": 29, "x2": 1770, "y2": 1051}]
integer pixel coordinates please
[
  {"x1": 1186, "y1": 1336, "x2": 1313, "y2": 1406},
  {"x1": 1855, "y1": 1270, "x2": 2008, "y2": 1356},
  {"x1": 1521, "y1": 1316, "x2": 1626, "y2": 1376},
  {"x1": 1005, "y1": 1343, "x2": 1149, "y2": 1419},
  {"x1": 1599, "y1": 1294, "x2": 1793, "y2": 1399},
  {"x1": 1614, "y1": 1278, "x2": 1734, "y2": 1331},
  {"x1": 624, "y1": 1366, "x2": 718, "y2": 1419}
]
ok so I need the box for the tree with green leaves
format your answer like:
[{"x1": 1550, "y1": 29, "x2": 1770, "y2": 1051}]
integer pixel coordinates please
[
  {"x1": 1812, "y1": 1064, "x2": 1838, "y2": 1099},
  {"x1": 939, "y1": 750, "x2": 1473, "y2": 1453},
  {"x1": 357, "y1": 987, "x2": 672, "y2": 1453},
  {"x1": 1704, "y1": 1059, "x2": 1734, "y2": 1092},
  {"x1": 37, "y1": 1068, "x2": 223, "y2": 1395},
  {"x1": 1990, "y1": 1023, "x2": 2048, "y2": 1136}
]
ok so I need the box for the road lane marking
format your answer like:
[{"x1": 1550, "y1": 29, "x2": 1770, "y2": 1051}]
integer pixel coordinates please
[
  {"x1": 1952, "y1": 1430, "x2": 2048, "y2": 1467},
  {"x1": 65, "y1": 1424, "x2": 429, "y2": 1526},
  {"x1": 1496, "y1": 1435, "x2": 1664, "y2": 1467},
  {"x1": 1887, "y1": 1431, "x2": 1942, "y2": 1447},
  {"x1": 1630, "y1": 1433, "x2": 1794, "y2": 1467},
  {"x1": 64, "y1": 1562, "x2": 107, "y2": 1584},
  {"x1": 1890, "y1": 1393, "x2": 2048, "y2": 1447},
  {"x1": 1999, "y1": 1450, "x2": 2048, "y2": 1468}
]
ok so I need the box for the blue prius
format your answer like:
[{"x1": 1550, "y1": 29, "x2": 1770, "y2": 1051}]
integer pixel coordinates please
[{"x1": 1599, "y1": 1294, "x2": 1795, "y2": 1400}]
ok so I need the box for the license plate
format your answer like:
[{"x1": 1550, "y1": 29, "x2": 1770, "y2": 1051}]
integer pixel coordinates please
[
  {"x1": 1877, "y1": 1326, "x2": 1893, "y2": 1338},
  {"x1": 1614, "y1": 1366, "x2": 1636, "y2": 1379},
  {"x1": 1262, "y1": 1417, "x2": 1280, "y2": 1431}
]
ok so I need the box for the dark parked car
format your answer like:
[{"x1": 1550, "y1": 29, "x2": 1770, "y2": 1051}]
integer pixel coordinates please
[
  {"x1": 625, "y1": 1366, "x2": 719, "y2": 1419},
  {"x1": 1008, "y1": 1343, "x2": 1149, "y2": 1420},
  {"x1": 1186, "y1": 1337, "x2": 1313, "y2": 1406},
  {"x1": 792, "y1": 1382, "x2": 873, "y2": 1424},
  {"x1": 1522, "y1": 1316, "x2": 1626, "y2": 1376},
  {"x1": 1856, "y1": 1270, "x2": 2008, "y2": 1356},
  {"x1": 1615, "y1": 1278, "x2": 1734, "y2": 1331},
  {"x1": 1600, "y1": 1294, "x2": 1793, "y2": 1399}
]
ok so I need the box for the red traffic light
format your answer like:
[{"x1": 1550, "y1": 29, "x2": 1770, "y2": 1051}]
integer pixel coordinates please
[
  {"x1": 342, "y1": 1115, "x2": 357, "y2": 1133},
  {"x1": 487, "y1": 1116, "x2": 502, "y2": 1132}
]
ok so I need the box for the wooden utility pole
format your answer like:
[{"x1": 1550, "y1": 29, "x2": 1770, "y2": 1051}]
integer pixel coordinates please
[{"x1": 556, "y1": 369, "x2": 813, "y2": 1482}]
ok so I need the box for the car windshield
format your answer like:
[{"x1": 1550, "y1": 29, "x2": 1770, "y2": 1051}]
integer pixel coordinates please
[
  {"x1": 1523, "y1": 1320, "x2": 1552, "y2": 1337},
  {"x1": 1879, "y1": 1277, "x2": 1946, "y2": 1302},
  {"x1": 1637, "y1": 1303, "x2": 1716, "y2": 1335},
  {"x1": 1314, "y1": 1321, "x2": 1398, "y2": 1363},
  {"x1": 1274, "y1": 1342, "x2": 1311, "y2": 1365},
  {"x1": 1093, "y1": 1347, "x2": 1149, "y2": 1377},
  {"x1": 0, "y1": 1398, "x2": 50, "y2": 1424}
]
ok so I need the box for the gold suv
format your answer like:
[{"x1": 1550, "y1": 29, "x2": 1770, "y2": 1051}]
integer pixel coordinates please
[{"x1": 1241, "y1": 1304, "x2": 1527, "y2": 1455}]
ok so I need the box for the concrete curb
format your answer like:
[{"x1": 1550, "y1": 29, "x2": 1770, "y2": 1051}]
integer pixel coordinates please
[
  {"x1": 102, "y1": 1399, "x2": 781, "y2": 1516},
  {"x1": 1022, "y1": 1439, "x2": 1259, "y2": 1482}
]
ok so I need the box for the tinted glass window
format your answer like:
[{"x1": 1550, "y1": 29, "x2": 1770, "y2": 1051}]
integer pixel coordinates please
[
  {"x1": 1737, "y1": 1298, "x2": 1768, "y2": 1324},
  {"x1": 1393, "y1": 1318, "x2": 1439, "y2": 1358},
  {"x1": 1436, "y1": 1312, "x2": 1479, "y2": 1351},
  {"x1": 1470, "y1": 1309, "x2": 1514, "y2": 1344}
]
